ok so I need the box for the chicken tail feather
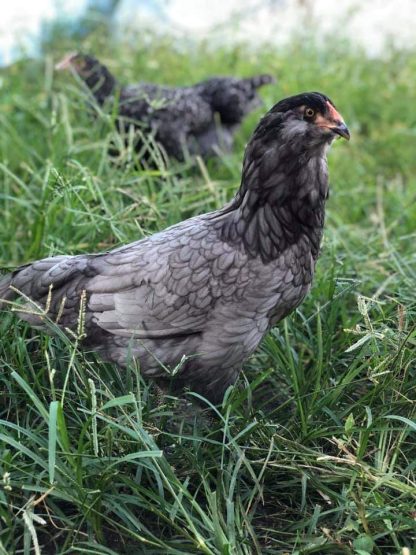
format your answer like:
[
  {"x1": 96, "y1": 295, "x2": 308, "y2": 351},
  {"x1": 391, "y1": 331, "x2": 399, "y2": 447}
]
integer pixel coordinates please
[
  {"x1": 0, "y1": 273, "x2": 15, "y2": 309},
  {"x1": 248, "y1": 74, "x2": 276, "y2": 89}
]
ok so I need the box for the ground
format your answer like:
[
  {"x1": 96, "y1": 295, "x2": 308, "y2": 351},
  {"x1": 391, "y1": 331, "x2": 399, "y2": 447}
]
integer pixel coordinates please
[{"x1": 0, "y1": 29, "x2": 415, "y2": 554}]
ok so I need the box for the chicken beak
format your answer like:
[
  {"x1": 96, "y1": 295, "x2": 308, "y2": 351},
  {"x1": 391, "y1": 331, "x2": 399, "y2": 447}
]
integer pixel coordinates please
[
  {"x1": 323, "y1": 101, "x2": 350, "y2": 140},
  {"x1": 55, "y1": 52, "x2": 77, "y2": 71},
  {"x1": 332, "y1": 121, "x2": 350, "y2": 141}
]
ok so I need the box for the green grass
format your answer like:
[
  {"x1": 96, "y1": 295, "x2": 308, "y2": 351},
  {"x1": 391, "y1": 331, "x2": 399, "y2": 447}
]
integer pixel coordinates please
[{"x1": 1, "y1": 28, "x2": 416, "y2": 554}]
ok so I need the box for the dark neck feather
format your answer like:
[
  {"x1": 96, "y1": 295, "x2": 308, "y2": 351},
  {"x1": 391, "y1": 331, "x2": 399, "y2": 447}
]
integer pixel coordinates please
[
  {"x1": 82, "y1": 61, "x2": 118, "y2": 105},
  {"x1": 218, "y1": 113, "x2": 329, "y2": 262}
]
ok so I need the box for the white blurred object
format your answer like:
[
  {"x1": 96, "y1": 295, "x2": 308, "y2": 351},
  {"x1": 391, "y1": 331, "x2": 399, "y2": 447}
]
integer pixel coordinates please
[
  {"x1": 175, "y1": 0, "x2": 416, "y2": 54},
  {"x1": 1, "y1": 0, "x2": 415, "y2": 65},
  {"x1": 0, "y1": 0, "x2": 86, "y2": 65},
  {"x1": 119, "y1": 0, "x2": 416, "y2": 55}
]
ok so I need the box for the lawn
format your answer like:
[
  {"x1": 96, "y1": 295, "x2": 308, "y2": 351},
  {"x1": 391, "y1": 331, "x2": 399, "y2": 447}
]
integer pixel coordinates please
[{"x1": 0, "y1": 27, "x2": 415, "y2": 554}]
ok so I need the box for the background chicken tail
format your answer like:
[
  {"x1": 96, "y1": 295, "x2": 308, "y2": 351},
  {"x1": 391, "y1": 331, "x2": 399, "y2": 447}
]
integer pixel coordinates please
[
  {"x1": 247, "y1": 74, "x2": 276, "y2": 89},
  {"x1": 0, "y1": 273, "x2": 15, "y2": 309}
]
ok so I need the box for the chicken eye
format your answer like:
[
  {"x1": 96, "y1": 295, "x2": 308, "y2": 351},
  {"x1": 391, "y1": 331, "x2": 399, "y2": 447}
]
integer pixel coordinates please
[{"x1": 304, "y1": 107, "x2": 315, "y2": 119}]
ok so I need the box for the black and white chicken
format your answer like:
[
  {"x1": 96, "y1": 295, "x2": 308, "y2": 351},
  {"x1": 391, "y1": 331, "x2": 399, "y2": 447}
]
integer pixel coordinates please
[{"x1": 56, "y1": 52, "x2": 275, "y2": 161}]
